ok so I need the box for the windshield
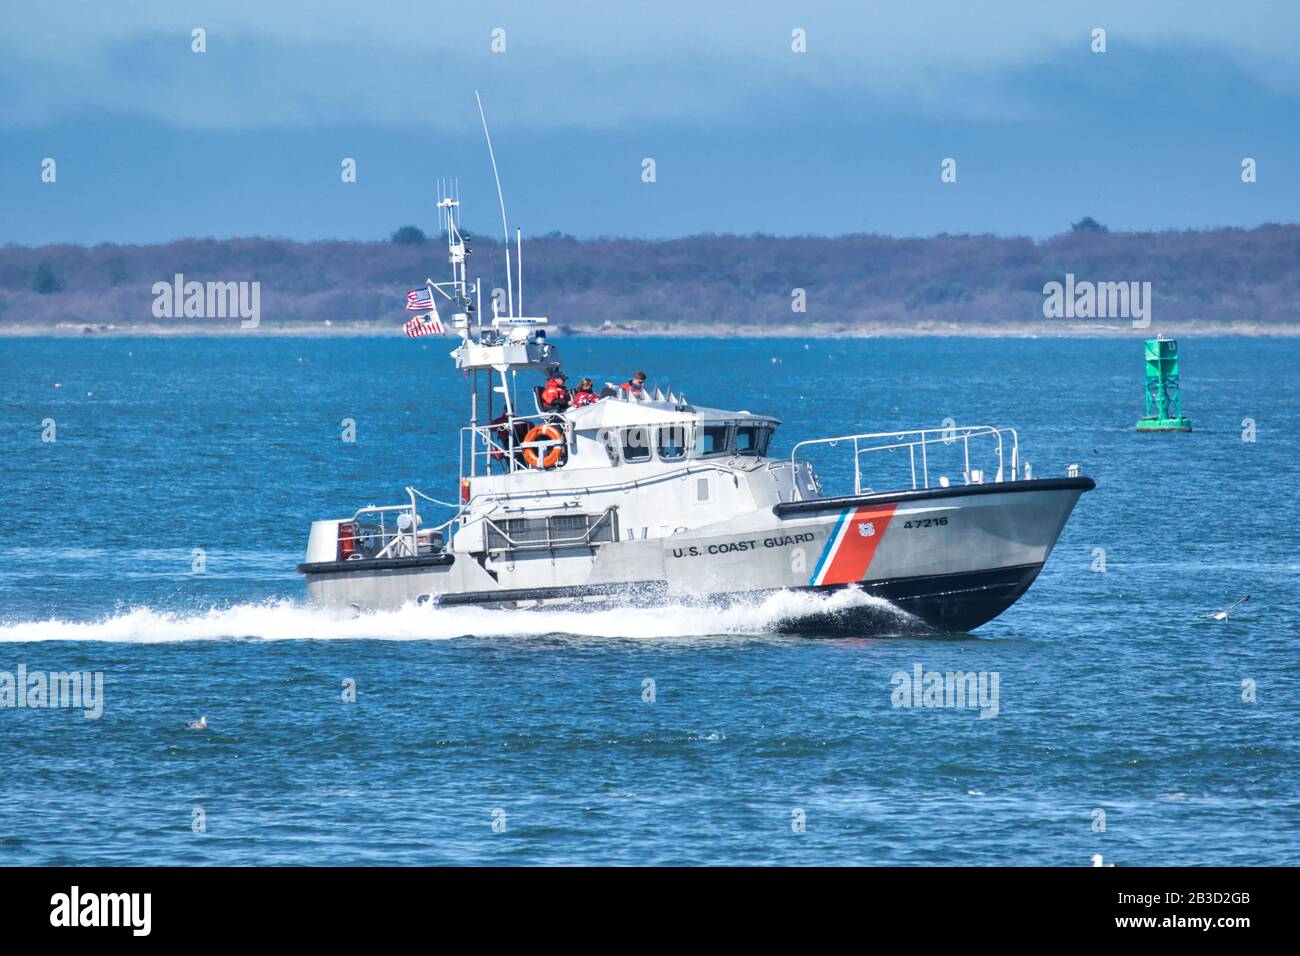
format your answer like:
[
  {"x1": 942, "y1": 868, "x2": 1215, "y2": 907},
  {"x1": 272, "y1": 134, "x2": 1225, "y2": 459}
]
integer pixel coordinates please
[
  {"x1": 735, "y1": 423, "x2": 772, "y2": 456},
  {"x1": 694, "y1": 423, "x2": 731, "y2": 458}
]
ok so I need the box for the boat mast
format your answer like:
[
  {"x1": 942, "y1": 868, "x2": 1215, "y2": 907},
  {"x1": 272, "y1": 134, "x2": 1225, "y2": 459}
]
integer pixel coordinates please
[
  {"x1": 446, "y1": 94, "x2": 559, "y2": 483},
  {"x1": 436, "y1": 178, "x2": 480, "y2": 448}
]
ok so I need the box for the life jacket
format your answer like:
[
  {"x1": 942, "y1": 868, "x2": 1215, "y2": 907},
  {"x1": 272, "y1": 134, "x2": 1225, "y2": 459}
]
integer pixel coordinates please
[
  {"x1": 540, "y1": 379, "x2": 570, "y2": 409},
  {"x1": 572, "y1": 388, "x2": 598, "y2": 408},
  {"x1": 622, "y1": 379, "x2": 645, "y2": 395}
]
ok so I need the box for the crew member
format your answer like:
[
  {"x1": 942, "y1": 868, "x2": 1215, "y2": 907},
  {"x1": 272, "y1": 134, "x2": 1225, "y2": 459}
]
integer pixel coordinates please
[
  {"x1": 571, "y1": 377, "x2": 600, "y2": 408},
  {"x1": 621, "y1": 370, "x2": 648, "y2": 396},
  {"x1": 489, "y1": 410, "x2": 511, "y2": 461},
  {"x1": 540, "y1": 370, "x2": 570, "y2": 412}
]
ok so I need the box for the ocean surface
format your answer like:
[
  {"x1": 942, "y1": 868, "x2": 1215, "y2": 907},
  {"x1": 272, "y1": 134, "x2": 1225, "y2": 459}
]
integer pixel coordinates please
[{"x1": 1, "y1": 334, "x2": 1296, "y2": 866}]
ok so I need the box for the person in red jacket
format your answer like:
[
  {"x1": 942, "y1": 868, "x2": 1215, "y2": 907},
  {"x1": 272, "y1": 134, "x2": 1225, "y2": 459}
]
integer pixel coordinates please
[
  {"x1": 571, "y1": 377, "x2": 599, "y2": 407},
  {"x1": 540, "y1": 371, "x2": 570, "y2": 412},
  {"x1": 621, "y1": 370, "x2": 648, "y2": 396}
]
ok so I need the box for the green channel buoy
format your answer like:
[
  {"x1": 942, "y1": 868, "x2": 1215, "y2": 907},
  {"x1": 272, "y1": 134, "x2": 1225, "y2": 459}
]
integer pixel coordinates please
[{"x1": 1136, "y1": 336, "x2": 1192, "y2": 432}]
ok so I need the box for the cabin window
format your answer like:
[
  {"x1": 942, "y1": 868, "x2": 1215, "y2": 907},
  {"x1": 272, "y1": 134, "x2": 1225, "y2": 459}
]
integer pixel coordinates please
[
  {"x1": 622, "y1": 426, "x2": 652, "y2": 463},
  {"x1": 694, "y1": 423, "x2": 732, "y2": 458},
  {"x1": 599, "y1": 428, "x2": 621, "y2": 464},
  {"x1": 657, "y1": 424, "x2": 688, "y2": 461},
  {"x1": 735, "y1": 423, "x2": 772, "y2": 457}
]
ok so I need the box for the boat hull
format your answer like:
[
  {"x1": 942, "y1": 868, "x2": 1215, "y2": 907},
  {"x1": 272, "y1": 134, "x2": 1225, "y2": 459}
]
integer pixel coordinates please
[{"x1": 300, "y1": 477, "x2": 1093, "y2": 632}]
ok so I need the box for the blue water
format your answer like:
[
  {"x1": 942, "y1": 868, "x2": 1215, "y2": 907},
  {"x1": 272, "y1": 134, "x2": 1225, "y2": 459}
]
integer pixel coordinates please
[{"x1": 1, "y1": 335, "x2": 1297, "y2": 865}]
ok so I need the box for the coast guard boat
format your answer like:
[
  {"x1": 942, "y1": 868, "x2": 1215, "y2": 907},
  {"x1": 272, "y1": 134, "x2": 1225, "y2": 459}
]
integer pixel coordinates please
[{"x1": 297, "y1": 188, "x2": 1094, "y2": 632}]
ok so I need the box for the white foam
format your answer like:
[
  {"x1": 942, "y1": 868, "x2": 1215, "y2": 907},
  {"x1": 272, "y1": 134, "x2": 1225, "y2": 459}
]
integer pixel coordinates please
[
  {"x1": 0, "y1": 587, "x2": 914, "y2": 643},
  {"x1": 0, "y1": 600, "x2": 464, "y2": 644}
]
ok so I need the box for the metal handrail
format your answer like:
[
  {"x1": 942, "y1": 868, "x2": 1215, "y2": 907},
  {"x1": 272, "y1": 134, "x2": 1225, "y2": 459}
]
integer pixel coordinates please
[
  {"x1": 340, "y1": 488, "x2": 445, "y2": 560},
  {"x1": 464, "y1": 461, "x2": 742, "y2": 506},
  {"x1": 790, "y1": 425, "x2": 1020, "y2": 498},
  {"x1": 461, "y1": 412, "x2": 569, "y2": 476},
  {"x1": 438, "y1": 462, "x2": 749, "y2": 550},
  {"x1": 341, "y1": 459, "x2": 750, "y2": 557}
]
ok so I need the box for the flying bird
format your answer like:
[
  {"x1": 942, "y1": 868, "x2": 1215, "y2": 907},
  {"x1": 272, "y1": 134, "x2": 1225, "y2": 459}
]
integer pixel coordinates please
[{"x1": 1211, "y1": 595, "x2": 1251, "y2": 621}]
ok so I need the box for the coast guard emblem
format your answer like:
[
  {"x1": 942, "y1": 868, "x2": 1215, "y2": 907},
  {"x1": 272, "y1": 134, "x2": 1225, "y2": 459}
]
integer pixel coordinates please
[{"x1": 858, "y1": 521, "x2": 875, "y2": 537}]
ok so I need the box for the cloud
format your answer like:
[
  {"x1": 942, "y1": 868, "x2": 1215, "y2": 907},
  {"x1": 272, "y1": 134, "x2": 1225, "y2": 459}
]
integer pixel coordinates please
[{"x1": 3, "y1": 0, "x2": 1298, "y2": 131}]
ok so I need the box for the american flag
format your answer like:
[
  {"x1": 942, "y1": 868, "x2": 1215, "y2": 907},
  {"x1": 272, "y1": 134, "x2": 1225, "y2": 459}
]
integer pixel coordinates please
[
  {"x1": 406, "y1": 287, "x2": 436, "y2": 312},
  {"x1": 404, "y1": 314, "x2": 444, "y2": 337}
]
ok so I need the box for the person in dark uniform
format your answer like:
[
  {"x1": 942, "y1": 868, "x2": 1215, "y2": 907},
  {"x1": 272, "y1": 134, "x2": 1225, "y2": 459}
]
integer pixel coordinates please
[{"x1": 489, "y1": 410, "x2": 530, "y2": 464}]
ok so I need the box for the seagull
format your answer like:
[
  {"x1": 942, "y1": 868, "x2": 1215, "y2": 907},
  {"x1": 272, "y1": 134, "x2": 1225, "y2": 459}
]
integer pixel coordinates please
[
  {"x1": 186, "y1": 715, "x2": 208, "y2": 730},
  {"x1": 1211, "y1": 595, "x2": 1251, "y2": 621},
  {"x1": 1091, "y1": 853, "x2": 1114, "y2": 867}
]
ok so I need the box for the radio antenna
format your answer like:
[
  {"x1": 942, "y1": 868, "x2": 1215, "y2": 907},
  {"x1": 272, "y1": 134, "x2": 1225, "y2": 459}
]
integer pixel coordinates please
[{"x1": 475, "y1": 90, "x2": 513, "y2": 317}]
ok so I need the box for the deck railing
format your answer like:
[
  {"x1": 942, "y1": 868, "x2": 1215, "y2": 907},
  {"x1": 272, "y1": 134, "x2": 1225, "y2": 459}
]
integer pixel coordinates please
[
  {"x1": 336, "y1": 488, "x2": 454, "y2": 561},
  {"x1": 789, "y1": 425, "x2": 1020, "y2": 500},
  {"x1": 460, "y1": 412, "x2": 569, "y2": 477}
]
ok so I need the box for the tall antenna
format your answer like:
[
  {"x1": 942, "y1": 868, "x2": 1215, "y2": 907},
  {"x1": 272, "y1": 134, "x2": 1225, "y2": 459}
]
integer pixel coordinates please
[{"x1": 475, "y1": 90, "x2": 513, "y2": 318}]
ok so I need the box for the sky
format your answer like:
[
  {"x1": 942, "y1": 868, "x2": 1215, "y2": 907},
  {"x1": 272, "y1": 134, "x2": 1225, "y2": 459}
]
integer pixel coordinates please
[{"x1": 2, "y1": 0, "x2": 1298, "y2": 244}]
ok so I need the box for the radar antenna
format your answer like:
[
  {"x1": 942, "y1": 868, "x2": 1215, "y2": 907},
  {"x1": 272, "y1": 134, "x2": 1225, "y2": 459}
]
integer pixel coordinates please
[{"x1": 475, "y1": 90, "x2": 514, "y2": 318}]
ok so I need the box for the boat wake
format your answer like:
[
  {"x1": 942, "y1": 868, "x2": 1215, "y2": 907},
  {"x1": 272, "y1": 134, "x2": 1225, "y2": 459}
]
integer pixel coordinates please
[{"x1": 0, "y1": 587, "x2": 923, "y2": 643}]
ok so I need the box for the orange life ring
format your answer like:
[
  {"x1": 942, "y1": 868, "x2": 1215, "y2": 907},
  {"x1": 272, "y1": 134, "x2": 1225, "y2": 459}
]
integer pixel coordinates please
[{"x1": 522, "y1": 424, "x2": 565, "y2": 469}]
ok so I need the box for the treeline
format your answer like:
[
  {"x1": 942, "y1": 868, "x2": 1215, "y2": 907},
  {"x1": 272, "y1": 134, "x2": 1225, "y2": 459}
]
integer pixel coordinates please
[{"x1": 2, "y1": 224, "x2": 1299, "y2": 329}]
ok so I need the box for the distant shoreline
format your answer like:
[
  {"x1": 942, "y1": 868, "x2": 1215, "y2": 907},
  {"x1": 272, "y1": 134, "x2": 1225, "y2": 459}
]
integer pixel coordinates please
[
  {"x1": 1, "y1": 321, "x2": 1298, "y2": 339},
  {"x1": 8, "y1": 226, "x2": 1300, "y2": 335}
]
